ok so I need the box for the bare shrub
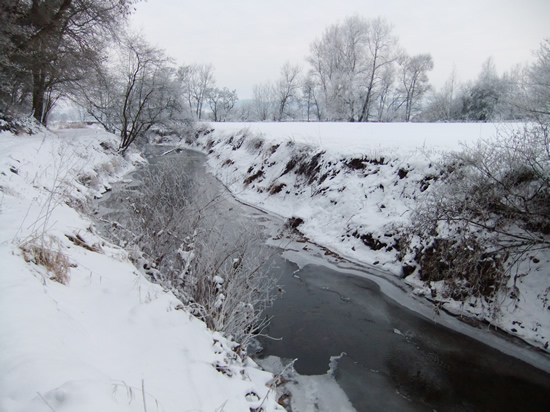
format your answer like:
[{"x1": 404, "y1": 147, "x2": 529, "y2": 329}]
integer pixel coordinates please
[
  {"x1": 268, "y1": 182, "x2": 286, "y2": 195},
  {"x1": 100, "y1": 140, "x2": 117, "y2": 152},
  {"x1": 415, "y1": 236, "x2": 505, "y2": 301},
  {"x1": 77, "y1": 171, "x2": 100, "y2": 189},
  {"x1": 405, "y1": 122, "x2": 550, "y2": 305},
  {"x1": 21, "y1": 237, "x2": 70, "y2": 284},
  {"x1": 99, "y1": 156, "x2": 279, "y2": 346},
  {"x1": 95, "y1": 157, "x2": 123, "y2": 176},
  {"x1": 243, "y1": 169, "x2": 264, "y2": 186},
  {"x1": 284, "y1": 217, "x2": 304, "y2": 230},
  {"x1": 183, "y1": 224, "x2": 278, "y2": 345}
]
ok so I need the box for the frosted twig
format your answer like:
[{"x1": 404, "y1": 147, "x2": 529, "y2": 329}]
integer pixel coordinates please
[
  {"x1": 142, "y1": 379, "x2": 148, "y2": 412},
  {"x1": 37, "y1": 392, "x2": 56, "y2": 412}
]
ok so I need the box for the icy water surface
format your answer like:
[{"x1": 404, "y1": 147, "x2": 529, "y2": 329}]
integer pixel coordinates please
[
  {"x1": 258, "y1": 259, "x2": 550, "y2": 411},
  {"x1": 98, "y1": 146, "x2": 550, "y2": 411}
]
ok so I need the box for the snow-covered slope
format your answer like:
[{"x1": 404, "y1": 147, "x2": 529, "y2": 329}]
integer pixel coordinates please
[
  {"x1": 185, "y1": 121, "x2": 550, "y2": 353},
  {"x1": 188, "y1": 122, "x2": 510, "y2": 273},
  {"x1": 0, "y1": 126, "x2": 282, "y2": 412}
]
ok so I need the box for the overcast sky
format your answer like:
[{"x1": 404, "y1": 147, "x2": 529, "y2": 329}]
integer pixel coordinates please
[{"x1": 131, "y1": 0, "x2": 549, "y2": 99}]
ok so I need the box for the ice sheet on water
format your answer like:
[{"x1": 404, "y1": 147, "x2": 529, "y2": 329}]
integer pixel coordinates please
[{"x1": 256, "y1": 355, "x2": 357, "y2": 412}]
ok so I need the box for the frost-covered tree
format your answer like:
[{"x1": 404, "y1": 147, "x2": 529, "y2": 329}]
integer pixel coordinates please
[
  {"x1": 374, "y1": 63, "x2": 396, "y2": 121},
  {"x1": 524, "y1": 38, "x2": 550, "y2": 121},
  {"x1": 252, "y1": 82, "x2": 275, "y2": 121},
  {"x1": 424, "y1": 62, "x2": 525, "y2": 122},
  {"x1": 308, "y1": 16, "x2": 365, "y2": 121},
  {"x1": 235, "y1": 100, "x2": 254, "y2": 122},
  {"x1": 398, "y1": 53, "x2": 434, "y2": 121},
  {"x1": 207, "y1": 87, "x2": 238, "y2": 122},
  {"x1": 497, "y1": 64, "x2": 525, "y2": 121},
  {"x1": 0, "y1": 0, "x2": 137, "y2": 124},
  {"x1": 178, "y1": 63, "x2": 216, "y2": 121},
  {"x1": 274, "y1": 62, "x2": 302, "y2": 121},
  {"x1": 307, "y1": 16, "x2": 399, "y2": 122},
  {"x1": 423, "y1": 67, "x2": 461, "y2": 122},
  {"x1": 357, "y1": 18, "x2": 398, "y2": 122},
  {"x1": 458, "y1": 58, "x2": 507, "y2": 122},
  {"x1": 301, "y1": 74, "x2": 323, "y2": 121}
]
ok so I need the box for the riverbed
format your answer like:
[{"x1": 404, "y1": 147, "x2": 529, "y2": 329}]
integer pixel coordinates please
[{"x1": 96, "y1": 146, "x2": 550, "y2": 411}]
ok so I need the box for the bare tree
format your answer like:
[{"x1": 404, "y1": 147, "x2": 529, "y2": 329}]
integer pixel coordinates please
[
  {"x1": 357, "y1": 18, "x2": 398, "y2": 122},
  {"x1": 307, "y1": 16, "x2": 398, "y2": 121},
  {"x1": 252, "y1": 82, "x2": 275, "y2": 121},
  {"x1": 301, "y1": 75, "x2": 322, "y2": 121},
  {"x1": 274, "y1": 62, "x2": 302, "y2": 121},
  {"x1": 206, "y1": 87, "x2": 238, "y2": 122},
  {"x1": 398, "y1": 53, "x2": 434, "y2": 121},
  {"x1": 425, "y1": 66, "x2": 460, "y2": 122},
  {"x1": 178, "y1": 63, "x2": 216, "y2": 121},
  {"x1": 0, "y1": 0, "x2": 137, "y2": 124},
  {"x1": 236, "y1": 100, "x2": 254, "y2": 122},
  {"x1": 444, "y1": 66, "x2": 460, "y2": 119},
  {"x1": 375, "y1": 63, "x2": 396, "y2": 121},
  {"x1": 524, "y1": 38, "x2": 550, "y2": 121},
  {"x1": 308, "y1": 16, "x2": 366, "y2": 121},
  {"x1": 76, "y1": 33, "x2": 181, "y2": 153}
]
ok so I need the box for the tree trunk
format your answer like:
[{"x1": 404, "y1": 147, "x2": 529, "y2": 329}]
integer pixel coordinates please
[
  {"x1": 358, "y1": 57, "x2": 378, "y2": 122},
  {"x1": 32, "y1": 70, "x2": 46, "y2": 124}
]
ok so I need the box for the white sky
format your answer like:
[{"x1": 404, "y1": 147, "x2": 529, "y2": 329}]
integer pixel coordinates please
[{"x1": 131, "y1": 0, "x2": 549, "y2": 99}]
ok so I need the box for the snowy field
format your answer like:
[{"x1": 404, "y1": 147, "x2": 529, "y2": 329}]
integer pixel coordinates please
[
  {"x1": 206, "y1": 121, "x2": 516, "y2": 153},
  {"x1": 187, "y1": 121, "x2": 550, "y2": 354},
  {"x1": 0, "y1": 126, "x2": 283, "y2": 412}
]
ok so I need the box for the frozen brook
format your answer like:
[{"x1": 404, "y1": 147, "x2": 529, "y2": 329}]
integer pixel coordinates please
[{"x1": 103, "y1": 145, "x2": 550, "y2": 411}]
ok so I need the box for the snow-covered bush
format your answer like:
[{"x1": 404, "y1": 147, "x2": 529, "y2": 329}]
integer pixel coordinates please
[
  {"x1": 404, "y1": 122, "x2": 550, "y2": 305},
  {"x1": 0, "y1": 112, "x2": 42, "y2": 134},
  {"x1": 101, "y1": 157, "x2": 279, "y2": 346}
]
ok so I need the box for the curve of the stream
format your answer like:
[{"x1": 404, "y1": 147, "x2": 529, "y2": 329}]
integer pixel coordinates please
[{"x1": 96, "y1": 146, "x2": 550, "y2": 412}]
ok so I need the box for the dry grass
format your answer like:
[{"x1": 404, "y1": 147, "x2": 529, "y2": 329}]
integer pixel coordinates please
[
  {"x1": 76, "y1": 171, "x2": 100, "y2": 189},
  {"x1": 21, "y1": 237, "x2": 70, "y2": 285}
]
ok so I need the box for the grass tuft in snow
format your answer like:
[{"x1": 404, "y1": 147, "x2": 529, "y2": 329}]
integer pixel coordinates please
[{"x1": 20, "y1": 236, "x2": 70, "y2": 284}]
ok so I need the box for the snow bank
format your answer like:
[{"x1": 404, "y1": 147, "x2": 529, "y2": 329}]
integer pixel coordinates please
[
  {"x1": 186, "y1": 121, "x2": 550, "y2": 354},
  {"x1": 0, "y1": 126, "x2": 282, "y2": 411}
]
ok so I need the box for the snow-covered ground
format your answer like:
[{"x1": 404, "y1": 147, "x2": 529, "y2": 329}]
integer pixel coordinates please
[
  {"x1": 0, "y1": 125, "x2": 283, "y2": 412},
  {"x1": 185, "y1": 121, "x2": 550, "y2": 354},
  {"x1": 3, "y1": 120, "x2": 546, "y2": 411}
]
